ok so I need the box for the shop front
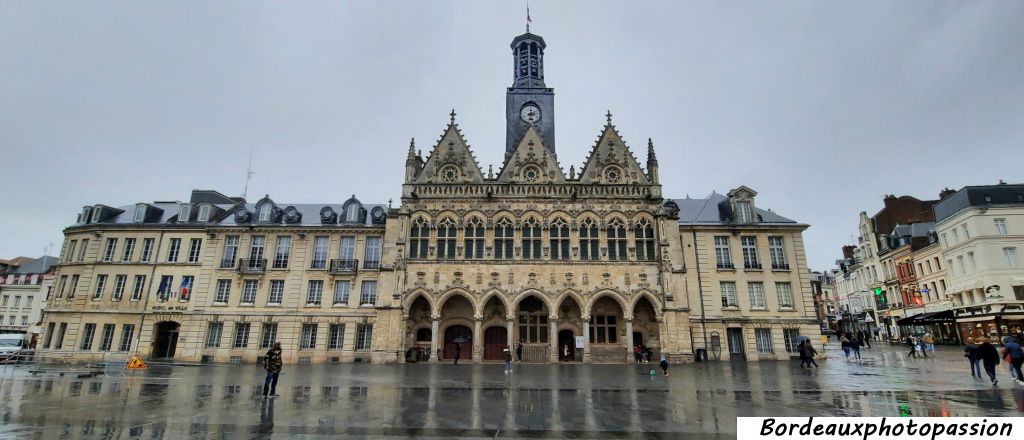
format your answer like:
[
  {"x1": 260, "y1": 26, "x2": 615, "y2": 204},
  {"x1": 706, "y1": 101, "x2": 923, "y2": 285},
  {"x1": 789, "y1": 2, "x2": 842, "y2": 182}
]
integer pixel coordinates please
[
  {"x1": 954, "y1": 302, "x2": 1024, "y2": 345},
  {"x1": 895, "y1": 310, "x2": 960, "y2": 345}
]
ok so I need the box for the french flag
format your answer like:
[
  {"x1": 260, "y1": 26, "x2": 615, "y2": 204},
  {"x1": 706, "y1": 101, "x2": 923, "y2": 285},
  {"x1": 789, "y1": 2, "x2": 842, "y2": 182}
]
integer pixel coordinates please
[{"x1": 179, "y1": 277, "x2": 191, "y2": 299}]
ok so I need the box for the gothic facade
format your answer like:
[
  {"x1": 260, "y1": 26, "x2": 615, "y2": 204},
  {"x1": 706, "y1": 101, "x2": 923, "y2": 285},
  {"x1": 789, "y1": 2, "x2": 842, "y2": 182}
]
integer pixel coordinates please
[{"x1": 37, "y1": 31, "x2": 820, "y2": 365}]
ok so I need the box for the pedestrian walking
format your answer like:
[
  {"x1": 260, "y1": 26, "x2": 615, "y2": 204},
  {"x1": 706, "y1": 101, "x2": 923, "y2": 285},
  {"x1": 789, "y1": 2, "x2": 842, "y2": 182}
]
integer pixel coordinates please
[
  {"x1": 1002, "y1": 336, "x2": 1024, "y2": 384},
  {"x1": 454, "y1": 342, "x2": 461, "y2": 365},
  {"x1": 863, "y1": 329, "x2": 872, "y2": 349},
  {"x1": 841, "y1": 337, "x2": 851, "y2": 359},
  {"x1": 906, "y1": 335, "x2": 917, "y2": 358},
  {"x1": 515, "y1": 341, "x2": 523, "y2": 362},
  {"x1": 979, "y1": 338, "x2": 1001, "y2": 386},
  {"x1": 503, "y1": 347, "x2": 513, "y2": 375},
  {"x1": 262, "y1": 341, "x2": 283, "y2": 398},
  {"x1": 964, "y1": 338, "x2": 981, "y2": 378},
  {"x1": 800, "y1": 340, "x2": 819, "y2": 368},
  {"x1": 850, "y1": 336, "x2": 862, "y2": 360},
  {"x1": 923, "y1": 333, "x2": 935, "y2": 355},
  {"x1": 659, "y1": 354, "x2": 669, "y2": 376}
]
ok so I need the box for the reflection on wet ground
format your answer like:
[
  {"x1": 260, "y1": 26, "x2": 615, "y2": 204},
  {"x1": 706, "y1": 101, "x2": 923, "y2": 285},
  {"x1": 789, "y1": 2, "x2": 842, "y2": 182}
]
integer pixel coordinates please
[{"x1": 0, "y1": 344, "x2": 1021, "y2": 438}]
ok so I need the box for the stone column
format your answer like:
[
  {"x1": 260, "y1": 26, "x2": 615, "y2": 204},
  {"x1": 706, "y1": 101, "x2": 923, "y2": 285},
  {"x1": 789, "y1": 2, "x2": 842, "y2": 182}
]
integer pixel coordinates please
[
  {"x1": 430, "y1": 317, "x2": 439, "y2": 363},
  {"x1": 506, "y1": 316, "x2": 515, "y2": 349},
  {"x1": 473, "y1": 317, "x2": 483, "y2": 363},
  {"x1": 549, "y1": 316, "x2": 558, "y2": 363},
  {"x1": 625, "y1": 318, "x2": 634, "y2": 363},
  {"x1": 582, "y1": 317, "x2": 591, "y2": 363}
]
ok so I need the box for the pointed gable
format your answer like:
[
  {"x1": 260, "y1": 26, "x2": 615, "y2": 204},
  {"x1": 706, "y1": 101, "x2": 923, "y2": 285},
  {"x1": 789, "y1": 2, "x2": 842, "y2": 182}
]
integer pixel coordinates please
[
  {"x1": 496, "y1": 125, "x2": 565, "y2": 184},
  {"x1": 415, "y1": 115, "x2": 485, "y2": 185},
  {"x1": 577, "y1": 118, "x2": 650, "y2": 185}
]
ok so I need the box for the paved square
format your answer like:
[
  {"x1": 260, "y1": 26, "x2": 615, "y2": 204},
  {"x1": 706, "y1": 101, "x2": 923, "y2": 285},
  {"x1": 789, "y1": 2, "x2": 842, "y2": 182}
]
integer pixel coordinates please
[{"x1": 1, "y1": 344, "x2": 1021, "y2": 439}]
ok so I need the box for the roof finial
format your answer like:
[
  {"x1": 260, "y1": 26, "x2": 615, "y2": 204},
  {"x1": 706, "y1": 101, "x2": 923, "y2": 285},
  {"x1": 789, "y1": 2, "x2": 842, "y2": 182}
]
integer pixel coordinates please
[
  {"x1": 605, "y1": 110, "x2": 613, "y2": 125},
  {"x1": 450, "y1": 109, "x2": 456, "y2": 124},
  {"x1": 526, "y1": 0, "x2": 532, "y2": 33},
  {"x1": 647, "y1": 138, "x2": 657, "y2": 160},
  {"x1": 407, "y1": 138, "x2": 416, "y2": 159}
]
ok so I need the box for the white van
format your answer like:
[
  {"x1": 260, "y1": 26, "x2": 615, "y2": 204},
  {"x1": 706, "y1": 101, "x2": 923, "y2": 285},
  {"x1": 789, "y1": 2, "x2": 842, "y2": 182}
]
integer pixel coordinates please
[{"x1": 0, "y1": 333, "x2": 27, "y2": 362}]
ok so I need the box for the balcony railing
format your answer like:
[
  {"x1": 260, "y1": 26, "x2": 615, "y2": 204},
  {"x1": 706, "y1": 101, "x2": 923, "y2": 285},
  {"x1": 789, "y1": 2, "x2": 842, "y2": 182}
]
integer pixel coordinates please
[
  {"x1": 328, "y1": 259, "x2": 359, "y2": 274},
  {"x1": 363, "y1": 260, "x2": 381, "y2": 270},
  {"x1": 744, "y1": 262, "x2": 762, "y2": 270},
  {"x1": 237, "y1": 258, "x2": 267, "y2": 274},
  {"x1": 771, "y1": 263, "x2": 790, "y2": 271}
]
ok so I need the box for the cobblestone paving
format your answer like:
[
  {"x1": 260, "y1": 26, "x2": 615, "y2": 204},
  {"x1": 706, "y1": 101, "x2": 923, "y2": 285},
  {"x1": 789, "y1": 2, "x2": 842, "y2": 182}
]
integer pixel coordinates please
[{"x1": 1, "y1": 344, "x2": 1021, "y2": 439}]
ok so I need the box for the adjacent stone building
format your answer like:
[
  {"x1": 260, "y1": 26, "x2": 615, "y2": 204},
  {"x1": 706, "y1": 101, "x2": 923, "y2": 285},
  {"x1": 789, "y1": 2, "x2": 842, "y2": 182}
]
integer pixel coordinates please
[
  {"x1": 37, "y1": 30, "x2": 820, "y2": 364},
  {"x1": 0, "y1": 256, "x2": 58, "y2": 344}
]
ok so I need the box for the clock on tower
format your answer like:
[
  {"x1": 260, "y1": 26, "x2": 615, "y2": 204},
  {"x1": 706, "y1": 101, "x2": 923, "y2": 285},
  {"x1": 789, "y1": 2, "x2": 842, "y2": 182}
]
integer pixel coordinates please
[{"x1": 506, "y1": 32, "x2": 555, "y2": 160}]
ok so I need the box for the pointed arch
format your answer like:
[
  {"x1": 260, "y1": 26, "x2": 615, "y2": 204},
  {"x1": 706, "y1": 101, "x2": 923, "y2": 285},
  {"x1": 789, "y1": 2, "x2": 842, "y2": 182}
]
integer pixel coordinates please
[
  {"x1": 436, "y1": 288, "x2": 479, "y2": 317},
  {"x1": 403, "y1": 289, "x2": 437, "y2": 317},
  {"x1": 553, "y1": 289, "x2": 586, "y2": 316},
  {"x1": 606, "y1": 217, "x2": 628, "y2": 261},
  {"x1": 511, "y1": 289, "x2": 555, "y2": 314},
  {"x1": 476, "y1": 289, "x2": 512, "y2": 318},
  {"x1": 584, "y1": 289, "x2": 629, "y2": 319},
  {"x1": 628, "y1": 290, "x2": 663, "y2": 319}
]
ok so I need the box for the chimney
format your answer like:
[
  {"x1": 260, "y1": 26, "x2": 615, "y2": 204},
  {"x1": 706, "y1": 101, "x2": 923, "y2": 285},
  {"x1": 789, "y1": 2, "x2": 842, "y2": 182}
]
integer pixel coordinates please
[
  {"x1": 938, "y1": 187, "x2": 956, "y2": 200},
  {"x1": 841, "y1": 245, "x2": 856, "y2": 260}
]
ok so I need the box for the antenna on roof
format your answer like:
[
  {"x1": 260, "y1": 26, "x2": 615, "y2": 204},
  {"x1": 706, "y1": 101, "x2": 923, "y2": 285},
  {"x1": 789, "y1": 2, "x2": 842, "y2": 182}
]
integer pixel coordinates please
[{"x1": 242, "y1": 145, "x2": 255, "y2": 200}]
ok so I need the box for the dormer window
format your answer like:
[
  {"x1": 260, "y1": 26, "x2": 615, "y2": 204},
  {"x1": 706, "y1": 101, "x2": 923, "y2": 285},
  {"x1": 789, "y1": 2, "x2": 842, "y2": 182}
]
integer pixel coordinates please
[
  {"x1": 197, "y1": 205, "x2": 211, "y2": 222},
  {"x1": 134, "y1": 204, "x2": 146, "y2": 223},
  {"x1": 179, "y1": 204, "x2": 192, "y2": 222},
  {"x1": 82, "y1": 207, "x2": 92, "y2": 223},
  {"x1": 346, "y1": 205, "x2": 359, "y2": 222},
  {"x1": 735, "y1": 201, "x2": 753, "y2": 223},
  {"x1": 90, "y1": 206, "x2": 103, "y2": 223},
  {"x1": 258, "y1": 204, "x2": 272, "y2": 222}
]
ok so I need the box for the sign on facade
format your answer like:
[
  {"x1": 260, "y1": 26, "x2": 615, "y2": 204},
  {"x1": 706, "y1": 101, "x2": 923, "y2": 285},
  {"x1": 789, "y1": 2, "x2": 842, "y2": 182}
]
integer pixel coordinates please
[{"x1": 574, "y1": 336, "x2": 584, "y2": 348}]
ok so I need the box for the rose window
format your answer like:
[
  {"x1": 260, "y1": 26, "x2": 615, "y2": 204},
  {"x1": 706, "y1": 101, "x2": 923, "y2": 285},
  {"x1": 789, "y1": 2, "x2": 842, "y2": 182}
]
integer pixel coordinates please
[{"x1": 604, "y1": 166, "x2": 622, "y2": 183}]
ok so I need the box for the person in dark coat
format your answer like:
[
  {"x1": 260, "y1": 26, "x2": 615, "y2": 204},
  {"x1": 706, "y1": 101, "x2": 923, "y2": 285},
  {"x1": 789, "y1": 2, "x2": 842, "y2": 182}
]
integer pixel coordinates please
[
  {"x1": 979, "y1": 338, "x2": 1001, "y2": 386},
  {"x1": 1002, "y1": 336, "x2": 1024, "y2": 383},
  {"x1": 841, "y1": 337, "x2": 851, "y2": 359},
  {"x1": 800, "y1": 341, "x2": 819, "y2": 368},
  {"x1": 659, "y1": 354, "x2": 670, "y2": 376},
  {"x1": 964, "y1": 338, "x2": 981, "y2": 378},
  {"x1": 503, "y1": 347, "x2": 513, "y2": 375},
  {"x1": 797, "y1": 340, "x2": 807, "y2": 365},
  {"x1": 515, "y1": 341, "x2": 523, "y2": 362},
  {"x1": 262, "y1": 341, "x2": 283, "y2": 398},
  {"x1": 849, "y1": 337, "x2": 862, "y2": 360},
  {"x1": 453, "y1": 342, "x2": 461, "y2": 365}
]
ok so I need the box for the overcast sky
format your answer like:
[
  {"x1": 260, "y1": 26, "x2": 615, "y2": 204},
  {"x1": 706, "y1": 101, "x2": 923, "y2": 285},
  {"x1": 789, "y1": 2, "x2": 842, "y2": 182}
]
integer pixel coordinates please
[{"x1": 2, "y1": 1, "x2": 1022, "y2": 270}]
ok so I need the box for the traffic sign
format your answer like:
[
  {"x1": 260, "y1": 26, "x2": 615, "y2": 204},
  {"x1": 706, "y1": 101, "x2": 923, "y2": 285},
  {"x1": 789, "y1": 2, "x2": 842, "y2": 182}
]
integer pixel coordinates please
[{"x1": 126, "y1": 354, "x2": 147, "y2": 369}]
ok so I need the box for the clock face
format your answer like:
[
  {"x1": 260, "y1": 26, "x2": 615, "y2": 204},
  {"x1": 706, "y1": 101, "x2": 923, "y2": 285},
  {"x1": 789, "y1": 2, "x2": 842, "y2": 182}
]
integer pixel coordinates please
[{"x1": 520, "y1": 105, "x2": 541, "y2": 123}]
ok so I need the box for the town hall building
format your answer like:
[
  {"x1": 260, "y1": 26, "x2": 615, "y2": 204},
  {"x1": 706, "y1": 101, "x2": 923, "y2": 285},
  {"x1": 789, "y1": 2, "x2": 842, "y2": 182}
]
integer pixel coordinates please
[{"x1": 38, "y1": 30, "x2": 820, "y2": 365}]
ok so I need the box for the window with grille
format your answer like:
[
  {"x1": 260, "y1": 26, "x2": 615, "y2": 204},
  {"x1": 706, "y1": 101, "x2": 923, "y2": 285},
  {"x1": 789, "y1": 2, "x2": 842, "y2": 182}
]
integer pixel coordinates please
[
  {"x1": 741, "y1": 237, "x2": 760, "y2": 269},
  {"x1": 579, "y1": 218, "x2": 600, "y2": 260},
  {"x1": 464, "y1": 218, "x2": 485, "y2": 259},
  {"x1": 112, "y1": 275, "x2": 127, "y2": 301},
  {"x1": 80, "y1": 323, "x2": 97, "y2": 350},
  {"x1": 78, "y1": 239, "x2": 89, "y2": 262},
  {"x1": 221, "y1": 236, "x2": 239, "y2": 268},
  {"x1": 300, "y1": 323, "x2": 318, "y2": 350},
  {"x1": 634, "y1": 219, "x2": 655, "y2": 261},
  {"x1": 735, "y1": 201, "x2": 753, "y2": 222},
  {"x1": 522, "y1": 218, "x2": 542, "y2": 259},
  {"x1": 214, "y1": 279, "x2": 231, "y2": 304},
  {"x1": 436, "y1": 218, "x2": 457, "y2": 259},
  {"x1": 130, "y1": 275, "x2": 145, "y2": 301},
  {"x1": 233, "y1": 323, "x2": 251, "y2": 348},
  {"x1": 166, "y1": 238, "x2": 181, "y2": 262},
  {"x1": 777, "y1": 282, "x2": 794, "y2": 309},
  {"x1": 783, "y1": 329, "x2": 799, "y2": 353},
  {"x1": 272, "y1": 236, "x2": 290, "y2": 268},
  {"x1": 748, "y1": 282, "x2": 765, "y2": 310},
  {"x1": 339, "y1": 236, "x2": 356, "y2": 260},
  {"x1": 307, "y1": 280, "x2": 324, "y2": 305},
  {"x1": 329, "y1": 324, "x2": 345, "y2": 350},
  {"x1": 360, "y1": 281, "x2": 377, "y2": 306},
  {"x1": 241, "y1": 280, "x2": 258, "y2": 305},
  {"x1": 333, "y1": 280, "x2": 350, "y2": 306},
  {"x1": 98, "y1": 324, "x2": 116, "y2": 351},
  {"x1": 755, "y1": 329, "x2": 773, "y2": 354},
  {"x1": 268, "y1": 280, "x2": 284, "y2": 305},
  {"x1": 714, "y1": 236, "x2": 732, "y2": 268},
  {"x1": 494, "y1": 218, "x2": 514, "y2": 259},
  {"x1": 310, "y1": 236, "x2": 328, "y2": 269},
  {"x1": 249, "y1": 235, "x2": 266, "y2": 260},
  {"x1": 205, "y1": 322, "x2": 223, "y2": 348},
  {"x1": 589, "y1": 316, "x2": 617, "y2": 344},
  {"x1": 549, "y1": 218, "x2": 570, "y2": 260},
  {"x1": 768, "y1": 236, "x2": 787, "y2": 269},
  {"x1": 409, "y1": 219, "x2": 429, "y2": 258},
  {"x1": 364, "y1": 237, "x2": 382, "y2": 269},
  {"x1": 260, "y1": 323, "x2": 278, "y2": 348},
  {"x1": 607, "y1": 219, "x2": 627, "y2": 260},
  {"x1": 103, "y1": 238, "x2": 117, "y2": 262},
  {"x1": 356, "y1": 324, "x2": 372, "y2": 351},
  {"x1": 121, "y1": 238, "x2": 136, "y2": 262},
  {"x1": 187, "y1": 238, "x2": 202, "y2": 263},
  {"x1": 93, "y1": 274, "x2": 107, "y2": 300},
  {"x1": 721, "y1": 282, "x2": 738, "y2": 307}
]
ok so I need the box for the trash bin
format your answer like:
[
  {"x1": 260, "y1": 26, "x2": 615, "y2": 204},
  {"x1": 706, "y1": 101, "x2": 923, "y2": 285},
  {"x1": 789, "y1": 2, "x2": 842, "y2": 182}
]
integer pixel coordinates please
[{"x1": 695, "y1": 348, "x2": 707, "y2": 362}]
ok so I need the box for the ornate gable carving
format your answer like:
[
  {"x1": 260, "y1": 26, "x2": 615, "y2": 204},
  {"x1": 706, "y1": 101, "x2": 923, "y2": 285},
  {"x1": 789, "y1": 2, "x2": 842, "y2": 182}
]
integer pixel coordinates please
[
  {"x1": 415, "y1": 114, "x2": 485, "y2": 185},
  {"x1": 496, "y1": 125, "x2": 565, "y2": 184},
  {"x1": 577, "y1": 116, "x2": 650, "y2": 186}
]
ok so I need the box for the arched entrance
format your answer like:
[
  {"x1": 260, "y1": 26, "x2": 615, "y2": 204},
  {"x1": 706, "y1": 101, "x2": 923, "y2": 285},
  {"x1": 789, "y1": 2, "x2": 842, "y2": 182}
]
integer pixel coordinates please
[
  {"x1": 152, "y1": 321, "x2": 180, "y2": 359},
  {"x1": 558, "y1": 330, "x2": 576, "y2": 361},
  {"x1": 556, "y1": 295, "x2": 584, "y2": 362},
  {"x1": 516, "y1": 295, "x2": 549, "y2": 362},
  {"x1": 632, "y1": 296, "x2": 661, "y2": 359},
  {"x1": 443, "y1": 325, "x2": 472, "y2": 361},
  {"x1": 588, "y1": 296, "x2": 625, "y2": 363},
  {"x1": 484, "y1": 326, "x2": 508, "y2": 360},
  {"x1": 405, "y1": 296, "x2": 433, "y2": 361}
]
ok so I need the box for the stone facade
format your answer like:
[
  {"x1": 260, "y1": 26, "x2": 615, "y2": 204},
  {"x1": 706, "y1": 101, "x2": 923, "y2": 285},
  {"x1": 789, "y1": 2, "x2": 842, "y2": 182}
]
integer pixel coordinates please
[{"x1": 36, "y1": 30, "x2": 820, "y2": 365}]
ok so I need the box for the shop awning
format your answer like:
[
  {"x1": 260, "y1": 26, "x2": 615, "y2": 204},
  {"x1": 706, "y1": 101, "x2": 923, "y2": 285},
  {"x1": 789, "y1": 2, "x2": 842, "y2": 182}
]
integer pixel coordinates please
[
  {"x1": 917, "y1": 310, "x2": 956, "y2": 324},
  {"x1": 896, "y1": 313, "x2": 923, "y2": 326}
]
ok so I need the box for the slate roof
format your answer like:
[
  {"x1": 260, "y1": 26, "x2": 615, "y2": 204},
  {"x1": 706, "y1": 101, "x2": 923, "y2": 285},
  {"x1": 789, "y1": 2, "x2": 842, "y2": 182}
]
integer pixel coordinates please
[
  {"x1": 1, "y1": 256, "x2": 58, "y2": 275},
  {"x1": 671, "y1": 192, "x2": 799, "y2": 225},
  {"x1": 891, "y1": 222, "x2": 935, "y2": 238}
]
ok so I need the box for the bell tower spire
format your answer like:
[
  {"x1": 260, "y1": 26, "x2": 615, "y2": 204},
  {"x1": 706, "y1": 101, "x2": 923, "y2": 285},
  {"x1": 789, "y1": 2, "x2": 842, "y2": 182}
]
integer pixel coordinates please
[{"x1": 506, "y1": 28, "x2": 555, "y2": 160}]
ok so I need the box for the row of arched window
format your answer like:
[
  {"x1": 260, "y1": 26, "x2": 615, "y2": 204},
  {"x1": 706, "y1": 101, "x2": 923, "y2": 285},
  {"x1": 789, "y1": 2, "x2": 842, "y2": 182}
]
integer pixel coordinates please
[{"x1": 408, "y1": 217, "x2": 656, "y2": 261}]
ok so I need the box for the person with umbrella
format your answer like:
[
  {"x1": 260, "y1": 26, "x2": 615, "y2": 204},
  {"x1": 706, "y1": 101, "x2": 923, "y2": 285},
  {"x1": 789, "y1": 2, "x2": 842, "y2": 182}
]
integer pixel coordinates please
[
  {"x1": 799, "y1": 338, "x2": 819, "y2": 368},
  {"x1": 451, "y1": 336, "x2": 468, "y2": 365}
]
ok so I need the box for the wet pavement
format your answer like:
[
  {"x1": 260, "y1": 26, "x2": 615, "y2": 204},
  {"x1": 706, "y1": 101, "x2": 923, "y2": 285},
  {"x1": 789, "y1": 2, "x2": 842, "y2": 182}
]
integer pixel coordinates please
[{"x1": 1, "y1": 344, "x2": 1022, "y2": 439}]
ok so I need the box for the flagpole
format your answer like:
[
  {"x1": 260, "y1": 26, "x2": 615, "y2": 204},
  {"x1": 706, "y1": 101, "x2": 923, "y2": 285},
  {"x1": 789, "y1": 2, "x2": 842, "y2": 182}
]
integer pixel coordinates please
[{"x1": 526, "y1": 0, "x2": 530, "y2": 33}]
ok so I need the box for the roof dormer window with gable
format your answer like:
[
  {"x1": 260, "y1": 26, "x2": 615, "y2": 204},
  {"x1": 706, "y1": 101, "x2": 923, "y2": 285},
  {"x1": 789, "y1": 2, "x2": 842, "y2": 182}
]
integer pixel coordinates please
[
  {"x1": 81, "y1": 206, "x2": 92, "y2": 223},
  {"x1": 255, "y1": 196, "x2": 277, "y2": 223},
  {"x1": 735, "y1": 201, "x2": 753, "y2": 223},
  {"x1": 258, "y1": 204, "x2": 272, "y2": 222}
]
